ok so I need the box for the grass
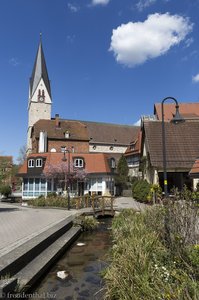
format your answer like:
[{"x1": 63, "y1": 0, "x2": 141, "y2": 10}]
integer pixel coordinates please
[{"x1": 103, "y1": 206, "x2": 199, "y2": 300}]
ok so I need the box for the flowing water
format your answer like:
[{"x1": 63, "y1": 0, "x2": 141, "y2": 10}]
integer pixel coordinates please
[{"x1": 30, "y1": 218, "x2": 112, "y2": 300}]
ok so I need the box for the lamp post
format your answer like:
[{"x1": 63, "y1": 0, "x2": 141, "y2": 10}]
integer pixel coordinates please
[
  {"x1": 62, "y1": 149, "x2": 71, "y2": 210},
  {"x1": 161, "y1": 97, "x2": 184, "y2": 198}
]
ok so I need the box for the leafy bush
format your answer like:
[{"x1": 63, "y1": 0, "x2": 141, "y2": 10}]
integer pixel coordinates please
[
  {"x1": 147, "y1": 184, "x2": 162, "y2": 203},
  {"x1": 186, "y1": 245, "x2": 199, "y2": 279},
  {"x1": 0, "y1": 185, "x2": 12, "y2": 197},
  {"x1": 28, "y1": 195, "x2": 89, "y2": 209},
  {"x1": 74, "y1": 215, "x2": 98, "y2": 231},
  {"x1": 132, "y1": 179, "x2": 152, "y2": 202},
  {"x1": 47, "y1": 192, "x2": 57, "y2": 198}
]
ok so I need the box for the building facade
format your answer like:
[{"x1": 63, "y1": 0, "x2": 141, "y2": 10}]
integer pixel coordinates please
[
  {"x1": 19, "y1": 38, "x2": 139, "y2": 199},
  {"x1": 18, "y1": 153, "x2": 116, "y2": 199},
  {"x1": 140, "y1": 119, "x2": 199, "y2": 192}
]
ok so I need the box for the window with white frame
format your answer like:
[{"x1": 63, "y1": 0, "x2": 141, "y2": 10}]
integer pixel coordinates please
[
  {"x1": 28, "y1": 159, "x2": 34, "y2": 168},
  {"x1": 36, "y1": 158, "x2": 43, "y2": 167},
  {"x1": 74, "y1": 158, "x2": 84, "y2": 168},
  {"x1": 61, "y1": 146, "x2": 66, "y2": 153},
  {"x1": 65, "y1": 131, "x2": 70, "y2": 139},
  {"x1": 110, "y1": 158, "x2": 116, "y2": 169}
]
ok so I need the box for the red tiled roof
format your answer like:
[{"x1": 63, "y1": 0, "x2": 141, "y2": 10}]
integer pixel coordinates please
[
  {"x1": 190, "y1": 159, "x2": 199, "y2": 176},
  {"x1": 125, "y1": 130, "x2": 142, "y2": 156},
  {"x1": 18, "y1": 152, "x2": 111, "y2": 175},
  {"x1": 154, "y1": 103, "x2": 199, "y2": 121}
]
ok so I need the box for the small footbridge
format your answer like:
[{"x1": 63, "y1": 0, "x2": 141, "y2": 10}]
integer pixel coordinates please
[
  {"x1": 92, "y1": 196, "x2": 115, "y2": 218},
  {"x1": 74, "y1": 195, "x2": 115, "y2": 218}
]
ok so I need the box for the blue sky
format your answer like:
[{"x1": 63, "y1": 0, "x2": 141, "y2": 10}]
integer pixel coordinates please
[{"x1": 1, "y1": 0, "x2": 199, "y2": 162}]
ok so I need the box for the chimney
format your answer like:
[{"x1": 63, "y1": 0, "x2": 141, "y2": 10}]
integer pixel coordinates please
[
  {"x1": 55, "y1": 114, "x2": 60, "y2": 128},
  {"x1": 39, "y1": 131, "x2": 47, "y2": 153}
]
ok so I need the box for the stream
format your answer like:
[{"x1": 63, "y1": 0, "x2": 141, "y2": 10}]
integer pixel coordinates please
[{"x1": 30, "y1": 218, "x2": 112, "y2": 300}]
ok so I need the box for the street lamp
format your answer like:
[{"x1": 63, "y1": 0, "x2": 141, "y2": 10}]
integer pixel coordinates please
[
  {"x1": 62, "y1": 149, "x2": 71, "y2": 210},
  {"x1": 161, "y1": 97, "x2": 184, "y2": 198}
]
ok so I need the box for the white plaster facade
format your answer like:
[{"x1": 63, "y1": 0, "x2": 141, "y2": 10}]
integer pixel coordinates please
[
  {"x1": 89, "y1": 144, "x2": 127, "y2": 154},
  {"x1": 193, "y1": 178, "x2": 199, "y2": 190},
  {"x1": 27, "y1": 79, "x2": 51, "y2": 153},
  {"x1": 22, "y1": 175, "x2": 114, "y2": 200}
]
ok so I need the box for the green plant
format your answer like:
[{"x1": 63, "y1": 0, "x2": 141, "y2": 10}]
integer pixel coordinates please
[
  {"x1": 186, "y1": 244, "x2": 199, "y2": 279},
  {"x1": 132, "y1": 179, "x2": 152, "y2": 202},
  {"x1": 47, "y1": 192, "x2": 57, "y2": 198},
  {"x1": 103, "y1": 207, "x2": 199, "y2": 300},
  {"x1": 147, "y1": 184, "x2": 162, "y2": 203},
  {"x1": 115, "y1": 155, "x2": 129, "y2": 190},
  {"x1": 0, "y1": 185, "x2": 12, "y2": 197},
  {"x1": 74, "y1": 215, "x2": 98, "y2": 231},
  {"x1": 163, "y1": 198, "x2": 198, "y2": 256},
  {"x1": 180, "y1": 184, "x2": 193, "y2": 201}
]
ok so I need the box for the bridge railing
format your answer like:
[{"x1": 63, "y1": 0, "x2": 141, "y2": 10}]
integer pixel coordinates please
[{"x1": 70, "y1": 195, "x2": 114, "y2": 215}]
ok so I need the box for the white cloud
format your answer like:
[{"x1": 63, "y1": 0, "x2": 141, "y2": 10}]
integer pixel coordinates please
[
  {"x1": 66, "y1": 34, "x2": 76, "y2": 43},
  {"x1": 67, "y1": 2, "x2": 80, "y2": 12},
  {"x1": 184, "y1": 37, "x2": 193, "y2": 48},
  {"x1": 109, "y1": 13, "x2": 193, "y2": 67},
  {"x1": 91, "y1": 0, "x2": 110, "y2": 5},
  {"x1": 9, "y1": 57, "x2": 20, "y2": 67},
  {"x1": 136, "y1": 0, "x2": 156, "y2": 11},
  {"x1": 192, "y1": 73, "x2": 199, "y2": 83}
]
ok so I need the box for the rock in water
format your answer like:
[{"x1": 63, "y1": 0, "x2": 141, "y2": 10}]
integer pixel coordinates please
[
  {"x1": 57, "y1": 271, "x2": 69, "y2": 280},
  {"x1": 76, "y1": 242, "x2": 86, "y2": 246}
]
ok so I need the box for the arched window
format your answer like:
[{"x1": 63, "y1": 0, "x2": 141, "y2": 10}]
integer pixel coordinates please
[
  {"x1": 65, "y1": 131, "x2": 70, "y2": 139},
  {"x1": 110, "y1": 158, "x2": 116, "y2": 169},
  {"x1": 28, "y1": 159, "x2": 34, "y2": 168},
  {"x1": 36, "y1": 158, "x2": 43, "y2": 167}
]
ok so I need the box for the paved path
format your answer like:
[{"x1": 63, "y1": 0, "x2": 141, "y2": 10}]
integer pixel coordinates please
[
  {"x1": 113, "y1": 197, "x2": 147, "y2": 211},
  {"x1": 0, "y1": 197, "x2": 147, "y2": 257},
  {"x1": 0, "y1": 202, "x2": 77, "y2": 257}
]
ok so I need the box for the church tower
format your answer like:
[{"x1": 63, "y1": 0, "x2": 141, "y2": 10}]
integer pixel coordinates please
[{"x1": 27, "y1": 36, "x2": 52, "y2": 154}]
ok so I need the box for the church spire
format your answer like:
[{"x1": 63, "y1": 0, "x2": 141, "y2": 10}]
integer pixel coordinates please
[
  {"x1": 27, "y1": 36, "x2": 52, "y2": 154},
  {"x1": 29, "y1": 36, "x2": 51, "y2": 98}
]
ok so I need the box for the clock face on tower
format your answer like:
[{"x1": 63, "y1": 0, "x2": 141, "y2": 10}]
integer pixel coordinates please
[{"x1": 39, "y1": 96, "x2": 44, "y2": 102}]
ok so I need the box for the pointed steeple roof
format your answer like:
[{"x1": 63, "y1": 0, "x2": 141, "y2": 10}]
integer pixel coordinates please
[{"x1": 30, "y1": 36, "x2": 51, "y2": 98}]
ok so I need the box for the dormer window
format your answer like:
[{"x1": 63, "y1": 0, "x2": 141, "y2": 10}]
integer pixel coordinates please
[
  {"x1": 65, "y1": 131, "x2": 70, "y2": 139},
  {"x1": 74, "y1": 158, "x2": 84, "y2": 168},
  {"x1": 28, "y1": 159, "x2": 34, "y2": 168},
  {"x1": 110, "y1": 158, "x2": 116, "y2": 169},
  {"x1": 36, "y1": 158, "x2": 43, "y2": 167},
  {"x1": 61, "y1": 146, "x2": 66, "y2": 153}
]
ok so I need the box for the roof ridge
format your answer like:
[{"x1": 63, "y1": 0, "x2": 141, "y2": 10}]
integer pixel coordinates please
[{"x1": 57, "y1": 118, "x2": 138, "y2": 127}]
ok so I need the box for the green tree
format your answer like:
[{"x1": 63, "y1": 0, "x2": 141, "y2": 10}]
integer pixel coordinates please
[
  {"x1": 0, "y1": 185, "x2": 12, "y2": 197},
  {"x1": 0, "y1": 157, "x2": 12, "y2": 187},
  {"x1": 115, "y1": 155, "x2": 129, "y2": 190}
]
